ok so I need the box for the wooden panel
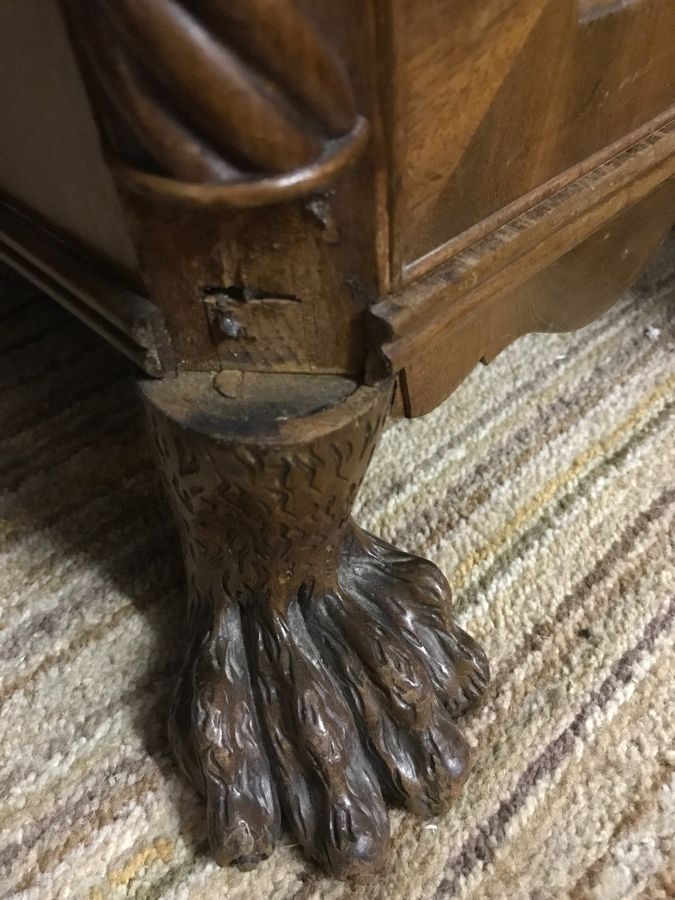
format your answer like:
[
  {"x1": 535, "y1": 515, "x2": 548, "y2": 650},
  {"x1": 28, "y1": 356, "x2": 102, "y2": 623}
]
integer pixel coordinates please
[
  {"x1": 385, "y1": 179, "x2": 675, "y2": 416},
  {"x1": 0, "y1": 0, "x2": 139, "y2": 276},
  {"x1": 370, "y1": 120, "x2": 675, "y2": 415},
  {"x1": 382, "y1": 0, "x2": 675, "y2": 283}
]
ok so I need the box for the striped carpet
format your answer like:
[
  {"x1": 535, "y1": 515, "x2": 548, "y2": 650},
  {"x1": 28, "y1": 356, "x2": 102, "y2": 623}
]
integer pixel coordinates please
[{"x1": 1, "y1": 237, "x2": 674, "y2": 900}]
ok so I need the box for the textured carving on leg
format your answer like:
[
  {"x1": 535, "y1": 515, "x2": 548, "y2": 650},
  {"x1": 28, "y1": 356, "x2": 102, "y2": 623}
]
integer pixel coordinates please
[{"x1": 140, "y1": 372, "x2": 489, "y2": 876}]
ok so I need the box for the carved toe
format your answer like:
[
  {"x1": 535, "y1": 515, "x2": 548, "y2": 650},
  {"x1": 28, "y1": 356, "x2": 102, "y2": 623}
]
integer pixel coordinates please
[
  {"x1": 169, "y1": 603, "x2": 281, "y2": 867},
  {"x1": 344, "y1": 526, "x2": 490, "y2": 716},
  {"x1": 306, "y1": 594, "x2": 470, "y2": 817},
  {"x1": 250, "y1": 601, "x2": 390, "y2": 875},
  {"x1": 205, "y1": 771, "x2": 278, "y2": 869}
]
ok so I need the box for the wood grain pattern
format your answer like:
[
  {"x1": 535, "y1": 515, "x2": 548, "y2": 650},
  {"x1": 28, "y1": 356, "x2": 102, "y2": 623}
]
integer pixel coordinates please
[
  {"x1": 141, "y1": 371, "x2": 488, "y2": 875},
  {"x1": 9, "y1": 0, "x2": 672, "y2": 394},
  {"x1": 54, "y1": 0, "x2": 381, "y2": 377},
  {"x1": 370, "y1": 122, "x2": 675, "y2": 415},
  {"x1": 378, "y1": 0, "x2": 675, "y2": 285},
  {"x1": 385, "y1": 179, "x2": 675, "y2": 417},
  {"x1": 2, "y1": 0, "x2": 675, "y2": 882},
  {"x1": 62, "y1": 0, "x2": 368, "y2": 207}
]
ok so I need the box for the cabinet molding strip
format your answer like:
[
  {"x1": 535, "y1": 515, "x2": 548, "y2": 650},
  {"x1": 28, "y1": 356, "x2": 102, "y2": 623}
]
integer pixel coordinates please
[{"x1": 0, "y1": 201, "x2": 174, "y2": 377}]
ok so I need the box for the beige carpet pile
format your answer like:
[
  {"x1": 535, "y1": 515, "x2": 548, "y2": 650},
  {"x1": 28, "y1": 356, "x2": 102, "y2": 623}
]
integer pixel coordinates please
[{"x1": 1, "y1": 239, "x2": 674, "y2": 899}]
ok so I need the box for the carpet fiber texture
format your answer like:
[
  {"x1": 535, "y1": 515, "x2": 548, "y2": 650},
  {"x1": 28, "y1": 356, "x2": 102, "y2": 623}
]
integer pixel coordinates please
[{"x1": 1, "y1": 240, "x2": 674, "y2": 900}]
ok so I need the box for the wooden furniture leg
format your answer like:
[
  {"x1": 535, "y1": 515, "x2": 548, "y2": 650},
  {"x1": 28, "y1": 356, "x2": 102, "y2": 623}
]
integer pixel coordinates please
[
  {"x1": 4, "y1": 0, "x2": 671, "y2": 882},
  {"x1": 140, "y1": 371, "x2": 489, "y2": 875}
]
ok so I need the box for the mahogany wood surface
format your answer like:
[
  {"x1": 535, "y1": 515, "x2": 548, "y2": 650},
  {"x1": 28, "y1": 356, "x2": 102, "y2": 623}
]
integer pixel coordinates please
[
  {"x1": 387, "y1": 178, "x2": 675, "y2": 416},
  {"x1": 1, "y1": 0, "x2": 673, "y2": 402},
  {"x1": 371, "y1": 123, "x2": 675, "y2": 414},
  {"x1": 1, "y1": 0, "x2": 674, "y2": 879},
  {"x1": 56, "y1": 0, "x2": 382, "y2": 376},
  {"x1": 378, "y1": 0, "x2": 675, "y2": 283}
]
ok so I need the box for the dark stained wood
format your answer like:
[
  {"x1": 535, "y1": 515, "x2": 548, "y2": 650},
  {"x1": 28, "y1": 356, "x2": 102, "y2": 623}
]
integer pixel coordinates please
[
  {"x1": 60, "y1": 0, "x2": 366, "y2": 190},
  {"x1": 400, "y1": 107, "x2": 675, "y2": 290},
  {"x1": 0, "y1": 200, "x2": 174, "y2": 378},
  {"x1": 114, "y1": 123, "x2": 369, "y2": 209},
  {"x1": 141, "y1": 371, "x2": 487, "y2": 874},
  {"x1": 2, "y1": 0, "x2": 674, "y2": 384}
]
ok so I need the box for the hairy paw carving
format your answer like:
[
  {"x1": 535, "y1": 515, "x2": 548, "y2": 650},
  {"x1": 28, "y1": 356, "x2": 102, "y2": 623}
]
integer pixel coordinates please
[{"x1": 169, "y1": 525, "x2": 489, "y2": 876}]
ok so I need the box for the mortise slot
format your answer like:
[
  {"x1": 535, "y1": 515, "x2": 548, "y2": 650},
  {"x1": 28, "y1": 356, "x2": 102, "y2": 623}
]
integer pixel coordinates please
[{"x1": 200, "y1": 285, "x2": 301, "y2": 303}]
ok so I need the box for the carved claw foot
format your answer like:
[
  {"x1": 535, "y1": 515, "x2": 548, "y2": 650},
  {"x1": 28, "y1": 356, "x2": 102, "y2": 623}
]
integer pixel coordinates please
[
  {"x1": 141, "y1": 373, "x2": 489, "y2": 876},
  {"x1": 168, "y1": 523, "x2": 488, "y2": 875}
]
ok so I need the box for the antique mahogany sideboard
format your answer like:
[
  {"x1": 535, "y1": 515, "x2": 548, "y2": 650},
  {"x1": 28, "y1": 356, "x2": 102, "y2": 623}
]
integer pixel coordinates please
[{"x1": 1, "y1": 0, "x2": 674, "y2": 878}]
